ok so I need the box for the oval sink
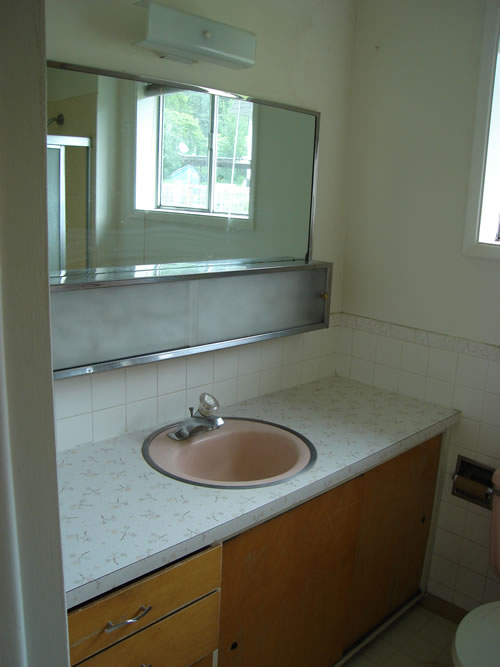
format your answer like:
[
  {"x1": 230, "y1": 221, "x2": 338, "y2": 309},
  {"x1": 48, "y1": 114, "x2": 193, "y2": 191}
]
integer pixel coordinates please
[{"x1": 142, "y1": 418, "x2": 316, "y2": 489}]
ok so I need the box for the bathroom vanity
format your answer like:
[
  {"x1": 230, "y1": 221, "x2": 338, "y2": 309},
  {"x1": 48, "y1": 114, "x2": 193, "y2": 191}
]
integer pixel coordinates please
[{"x1": 58, "y1": 376, "x2": 459, "y2": 665}]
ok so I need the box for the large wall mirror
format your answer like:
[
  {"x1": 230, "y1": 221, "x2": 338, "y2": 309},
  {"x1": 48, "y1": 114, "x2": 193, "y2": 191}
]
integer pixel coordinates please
[{"x1": 46, "y1": 62, "x2": 319, "y2": 284}]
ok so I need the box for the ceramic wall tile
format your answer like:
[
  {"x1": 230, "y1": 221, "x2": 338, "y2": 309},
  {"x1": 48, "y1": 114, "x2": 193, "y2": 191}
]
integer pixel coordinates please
[
  {"x1": 352, "y1": 330, "x2": 377, "y2": 361},
  {"x1": 428, "y1": 348, "x2": 458, "y2": 383},
  {"x1": 157, "y1": 390, "x2": 186, "y2": 425},
  {"x1": 157, "y1": 358, "x2": 187, "y2": 395},
  {"x1": 186, "y1": 353, "x2": 213, "y2": 388},
  {"x1": 213, "y1": 348, "x2": 239, "y2": 382},
  {"x1": 456, "y1": 355, "x2": 488, "y2": 391},
  {"x1": 56, "y1": 413, "x2": 93, "y2": 450},
  {"x1": 485, "y1": 361, "x2": 500, "y2": 395},
  {"x1": 91, "y1": 369, "x2": 126, "y2": 411},
  {"x1": 376, "y1": 336, "x2": 403, "y2": 369},
  {"x1": 54, "y1": 375, "x2": 92, "y2": 419},
  {"x1": 126, "y1": 364, "x2": 157, "y2": 403},
  {"x1": 350, "y1": 357, "x2": 375, "y2": 385},
  {"x1": 127, "y1": 398, "x2": 157, "y2": 432},
  {"x1": 93, "y1": 405, "x2": 126, "y2": 442}
]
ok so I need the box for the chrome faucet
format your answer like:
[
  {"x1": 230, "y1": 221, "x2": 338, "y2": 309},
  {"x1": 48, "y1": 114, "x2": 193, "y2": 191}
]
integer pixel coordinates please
[{"x1": 168, "y1": 392, "x2": 224, "y2": 441}]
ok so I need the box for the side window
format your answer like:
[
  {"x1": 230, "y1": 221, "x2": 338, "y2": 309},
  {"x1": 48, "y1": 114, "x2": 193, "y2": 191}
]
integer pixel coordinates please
[{"x1": 465, "y1": 0, "x2": 500, "y2": 257}]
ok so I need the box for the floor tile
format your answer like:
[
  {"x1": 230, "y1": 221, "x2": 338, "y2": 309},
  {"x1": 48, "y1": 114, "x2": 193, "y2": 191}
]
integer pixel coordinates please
[
  {"x1": 359, "y1": 636, "x2": 396, "y2": 664},
  {"x1": 414, "y1": 615, "x2": 457, "y2": 649},
  {"x1": 399, "y1": 633, "x2": 442, "y2": 662},
  {"x1": 381, "y1": 650, "x2": 419, "y2": 666},
  {"x1": 342, "y1": 605, "x2": 458, "y2": 667},
  {"x1": 342, "y1": 654, "x2": 376, "y2": 666}
]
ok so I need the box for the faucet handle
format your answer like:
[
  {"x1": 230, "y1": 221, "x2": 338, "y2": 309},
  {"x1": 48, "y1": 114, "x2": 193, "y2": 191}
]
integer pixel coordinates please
[{"x1": 198, "y1": 392, "x2": 220, "y2": 416}]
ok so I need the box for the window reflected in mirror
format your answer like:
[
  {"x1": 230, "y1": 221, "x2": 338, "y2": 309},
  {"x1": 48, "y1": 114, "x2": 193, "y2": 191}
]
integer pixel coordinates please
[{"x1": 46, "y1": 63, "x2": 318, "y2": 280}]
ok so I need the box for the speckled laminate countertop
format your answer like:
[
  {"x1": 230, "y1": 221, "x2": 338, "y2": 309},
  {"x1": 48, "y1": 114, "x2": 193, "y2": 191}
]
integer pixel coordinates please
[{"x1": 57, "y1": 376, "x2": 459, "y2": 609}]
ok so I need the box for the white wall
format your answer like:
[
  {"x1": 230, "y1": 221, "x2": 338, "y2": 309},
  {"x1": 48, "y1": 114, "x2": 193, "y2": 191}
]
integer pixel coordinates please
[
  {"x1": 46, "y1": 0, "x2": 356, "y2": 310},
  {"x1": 0, "y1": 2, "x2": 69, "y2": 665},
  {"x1": 343, "y1": 0, "x2": 500, "y2": 347}
]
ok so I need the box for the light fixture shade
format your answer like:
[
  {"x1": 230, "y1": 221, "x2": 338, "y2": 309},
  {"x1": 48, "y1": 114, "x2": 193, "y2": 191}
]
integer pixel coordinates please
[{"x1": 135, "y1": 1, "x2": 256, "y2": 68}]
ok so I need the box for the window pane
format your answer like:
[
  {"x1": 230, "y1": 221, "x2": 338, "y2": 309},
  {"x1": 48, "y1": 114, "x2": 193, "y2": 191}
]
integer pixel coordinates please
[
  {"x1": 214, "y1": 98, "x2": 252, "y2": 216},
  {"x1": 160, "y1": 90, "x2": 210, "y2": 210},
  {"x1": 479, "y1": 50, "x2": 500, "y2": 243}
]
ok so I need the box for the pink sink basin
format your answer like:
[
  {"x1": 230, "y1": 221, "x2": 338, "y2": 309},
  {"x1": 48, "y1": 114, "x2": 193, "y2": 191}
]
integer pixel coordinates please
[{"x1": 142, "y1": 418, "x2": 316, "y2": 488}]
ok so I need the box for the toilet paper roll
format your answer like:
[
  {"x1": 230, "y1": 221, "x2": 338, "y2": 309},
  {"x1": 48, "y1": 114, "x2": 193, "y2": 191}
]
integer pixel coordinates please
[{"x1": 453, "y1": 475, "x2": 490, "y2": 502}]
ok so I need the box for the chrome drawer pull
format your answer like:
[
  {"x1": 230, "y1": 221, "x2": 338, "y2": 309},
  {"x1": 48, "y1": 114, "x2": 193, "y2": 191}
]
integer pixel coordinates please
[{"x1": 104, "y1": 605, "x2": 152, "y2": 632}]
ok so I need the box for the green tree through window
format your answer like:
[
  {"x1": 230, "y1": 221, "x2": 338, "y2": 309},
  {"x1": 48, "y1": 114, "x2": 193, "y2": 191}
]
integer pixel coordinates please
[{"x1": 159, "y1": 90, "x2": 253, "y2": 216}]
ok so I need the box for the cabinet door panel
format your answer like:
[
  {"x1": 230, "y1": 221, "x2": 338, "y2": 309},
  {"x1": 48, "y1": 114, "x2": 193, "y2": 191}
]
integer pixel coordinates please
[
  {"x1": 344, "y1": 436, "x2": 441, "y2": 649},
  {"x1": 218, "y1": 477, "x2": 363, "y2": 667}
]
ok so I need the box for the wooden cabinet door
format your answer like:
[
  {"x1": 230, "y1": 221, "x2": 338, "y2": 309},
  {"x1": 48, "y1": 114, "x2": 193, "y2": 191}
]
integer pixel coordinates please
[
  {"x1": 218, "y1": 476, "x2": 363, "y2": 667},
  {"x1": 343, "y1": 436, "x2": 441, "y2": 649}
]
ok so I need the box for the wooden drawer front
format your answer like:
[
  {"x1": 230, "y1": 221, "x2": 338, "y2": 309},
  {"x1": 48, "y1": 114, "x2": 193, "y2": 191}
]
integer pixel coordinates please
[
  {"x1": 81, "y1": 591, "x2": 220, "y2": 667},
  {"x1": 69, "y1": 545, "x2": 221, "y2": 665}
]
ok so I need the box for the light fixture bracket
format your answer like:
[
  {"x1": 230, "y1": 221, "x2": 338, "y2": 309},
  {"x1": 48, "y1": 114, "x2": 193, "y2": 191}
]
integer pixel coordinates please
[{"x1": 134, "y1": 1, "x2": 256, "y2": 69}]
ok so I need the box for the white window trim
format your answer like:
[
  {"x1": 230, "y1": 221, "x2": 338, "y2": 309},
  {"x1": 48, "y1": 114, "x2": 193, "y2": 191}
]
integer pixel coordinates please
[{"x1": 464, "y1": 0, "x2": 500, "y2": 259}]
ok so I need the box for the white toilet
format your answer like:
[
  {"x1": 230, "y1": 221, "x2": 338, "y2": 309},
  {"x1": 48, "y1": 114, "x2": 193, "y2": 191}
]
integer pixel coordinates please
[{"x1": 452, "y1": 468, "x2": 500, "y2": 667}]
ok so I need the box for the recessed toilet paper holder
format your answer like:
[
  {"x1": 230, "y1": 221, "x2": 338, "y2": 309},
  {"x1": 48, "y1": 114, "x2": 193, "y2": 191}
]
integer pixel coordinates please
[{"x1": 452, "y1": 455, "x2": 500, "y2": 510}]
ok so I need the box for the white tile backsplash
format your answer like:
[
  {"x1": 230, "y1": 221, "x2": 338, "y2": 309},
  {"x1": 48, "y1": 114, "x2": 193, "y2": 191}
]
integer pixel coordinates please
[
  {"x1": 259, "y1": 367, "x2": 281, "y2": 395},
  {"x1": 428, "y1": 347, "x2": 458, "y2": 383},
  {"x1": 157, "y1": 357, "x2": 186, "y2": 395},
  {"x1": 350, "y1": 357, "x2": 375, "y2": 384},
  {"x1": 456, "y1": 354, "x2": 488, "y2": 390},
  {"x1": 238, "y1": 343, "x2": 261, "y2": 376},
  {"x1": 280, "y1": 361, "x2": 301, "y2": 389},
  {"x1": 213, "y1": 348, "x2": 239, "y2": 382},
  {"x1": 54, "y1": 375, "x2": 91, "y2": 419},
  {"x1": 236, "y1": 371, "x2": 260, "y2": 402},
  {"x1": 260, "y1": 338, "x2": 283, "y2": 370},
  {"x1": 186, "y1": 353, "x2": 213, "y2": 388},
  {"x1": 93, "y1": 405, "x2": 126, "y2": 442},
  {"x1": 157, "y1": 390, "x2": 186, "y2": 424},
  {"x1": 485, "y1": 361, "x2": 500, "y2": 395},
  {"x1": 376, "y1": 336, "x2": 403, "y2": 368},
  {"x1": 401, "y1": 342, "x2": 429, "y2": 376},
  {"x1": 424, "y1": 377, "x2": 454, "y2": 408},
  {"x1": 452, "y1": 384, "x2": 484, "y2": 421},
  {"x1": 56, "y1": 413, "x2": 92, "y2": 450},
  {"x1": 91, "y1": 369, "x2": 126, "y2": 411},
  {"x1": 332, "y1": 326, "x2": 353, "y2": 355},
  {"x1": 373, "y1": 364, "x2": 400, "y2": 392},
  {"x1": 281, "y1": 334, "x2": 304, "y2": 365},
  {"x1": 125, "y1": 364, "x2": 157, "y2": 403},
  {"x1": 352, "y1": 330, "x2": 377, "y2": 361},
  {"x1": 482, "y1": 392, "x2": 500, "y2": 427},
  {"x1": 126, "y1": 398, "x2": 157, "y2": 432},
  {"x1": 398, "y1": 370, "x2": 426, "y2": 400},
  {"x1": 212, "y1": 378, "x2": 238, "y2": 407}
]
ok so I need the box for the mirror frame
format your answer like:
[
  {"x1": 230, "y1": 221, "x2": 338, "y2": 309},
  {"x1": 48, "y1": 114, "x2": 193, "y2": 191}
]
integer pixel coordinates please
[{"x1": 47, "y1": 60, "x2": 321, "y2": 286}]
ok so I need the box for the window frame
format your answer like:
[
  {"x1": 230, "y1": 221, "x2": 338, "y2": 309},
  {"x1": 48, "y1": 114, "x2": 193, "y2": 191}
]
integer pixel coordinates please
[
  {"x1": 464, "y1": 0, "x2": 500, "y2": 259},
  {"x1": 155, "y1": 90, "x2": 255, "y2": 221}
]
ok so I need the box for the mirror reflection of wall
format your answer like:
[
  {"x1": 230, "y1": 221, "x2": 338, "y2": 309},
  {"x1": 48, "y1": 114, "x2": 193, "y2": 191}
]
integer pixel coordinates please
[{"x1": 46, "y1": 64, "x2": 319, "y2": 278}]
